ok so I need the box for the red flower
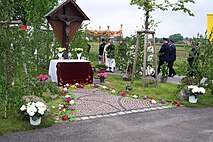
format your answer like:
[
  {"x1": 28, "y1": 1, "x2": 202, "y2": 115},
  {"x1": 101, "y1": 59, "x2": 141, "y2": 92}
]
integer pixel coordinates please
[
  {"x1": 85, "y1": 82, "x2": 89, "y2": 85},
  {"x1": 21, "y1": 25, "x2": 28, "y2": 30},
  {"x1": 61, "y1": 115, "x2": 68, "y2": 121},
  {"x1": 121, "y1": 92, "x2": 126, "y2": 97},
  {"x1": 176, "y1": 102, "x2": 181, "y2": 107},
  {"x1": 127, "y1": 71, "x2": 131, "y2": 75},
  {"x1": 10, "y1": 66, "x2": 15, "y2": 71},
  {"x1": 66, "y1": 97, "x2": 71, "y2": 103}
]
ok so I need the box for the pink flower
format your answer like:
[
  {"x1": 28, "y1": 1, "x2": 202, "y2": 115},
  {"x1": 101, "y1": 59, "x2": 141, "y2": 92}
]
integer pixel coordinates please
[{"x1": 97, "y1": 73, "x2": 108, "y2": 79}]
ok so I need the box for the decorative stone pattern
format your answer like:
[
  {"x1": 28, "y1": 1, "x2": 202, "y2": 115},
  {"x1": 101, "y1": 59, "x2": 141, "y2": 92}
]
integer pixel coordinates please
[{"x1": 70, "y1": 89, "x2": 162, "y2": 118}]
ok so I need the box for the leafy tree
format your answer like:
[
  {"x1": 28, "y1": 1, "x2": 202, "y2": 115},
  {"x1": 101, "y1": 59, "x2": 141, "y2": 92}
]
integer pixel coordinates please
[
  {"x1": 169, "y1": 33, "x2": 184, "y2": 43},
  {"x1": 130, "y1": 0, "x2": 195, "y2": 86},
  {"x1": 0, "y1": 0, "x2": 57, "y2": 118}
]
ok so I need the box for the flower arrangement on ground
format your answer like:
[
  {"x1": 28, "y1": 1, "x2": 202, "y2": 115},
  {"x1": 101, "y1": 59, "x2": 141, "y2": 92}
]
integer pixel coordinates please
[
  {"x1": 75, "y1": 48, "x2": 83, "y2": 54},
  {"x1": 20, "y1": 101, "x2": 48, "y2": 121},
  {"x1": 97, "y1": 73, "x2": 108, "y2": 78},
  {"x1": 58, "y1": 94, "x2": 75, "y2": 122},
  {"x1": 122, "y1": 71, "x2": 132, "y2": 81},
  {"x1": 97, "y1": 73, "x2": 108, "y2": 83},
  {"x1": 187, "y1": 85, "x2": 205, "y2": 98}
]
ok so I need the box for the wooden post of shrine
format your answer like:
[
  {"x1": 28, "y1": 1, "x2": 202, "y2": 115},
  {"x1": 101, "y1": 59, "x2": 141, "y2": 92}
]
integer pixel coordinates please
[
  {"x1": 45, "y1": 0, "x2": 89, "y2": 59},
  {"x1": 131, "y1": 30, "x2": 157, "y2": 86}
]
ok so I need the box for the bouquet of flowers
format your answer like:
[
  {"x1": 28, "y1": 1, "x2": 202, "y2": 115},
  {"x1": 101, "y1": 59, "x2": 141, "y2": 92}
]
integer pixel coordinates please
[
  {"x1": 57, "y1": 47, "x2": 66, "y2": 53},
  {"x1": 20, "y1": 101, "x2": 48, "y2": 121},
  {"x1": 97, "y1": 73, "x2": 108, "y2": 79},
  {"x1": 75, "y1": 48, "x2": 83, "y2": 54},
  {"x1": 187, "y1": 85, "x2": 206, "y2": 98}
]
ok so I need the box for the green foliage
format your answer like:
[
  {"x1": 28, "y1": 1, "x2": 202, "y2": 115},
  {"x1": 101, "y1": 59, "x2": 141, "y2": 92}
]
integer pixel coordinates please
[
  {"x1": 169, "y1": 33, "x2": 184, "y2": 43},
  {"x1": 130, "y1": 0, "x2": 195, "y2": 30},
  {"x1": 161, "y1": 62, "x2": 169, "y2": 77},
  {"x1": 0, "y1": 0, "x2": 58, "y2": 118}
]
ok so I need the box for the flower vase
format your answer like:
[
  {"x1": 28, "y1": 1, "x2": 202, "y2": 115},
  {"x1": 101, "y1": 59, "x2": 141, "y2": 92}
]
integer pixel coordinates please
[
  {"x1": 58, "y1": 53, "x2": 63, "y2": 60},
  {"x1": 100, "y1": 76, "x2": 105, "y2": 83},
  {"x1": 189, "y1": 95, "x2": 198, "y2": 103},
  {"x1": 30, "y1": 117, "x2": 41, "y2": 126},
  {"x1": 77, "y1": 52, "x2": 82, "y2": 60}
]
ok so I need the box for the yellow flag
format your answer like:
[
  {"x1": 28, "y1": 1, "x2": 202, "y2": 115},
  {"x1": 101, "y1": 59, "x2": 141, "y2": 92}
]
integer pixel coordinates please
[{"x1": 207, "y1": 14, "x2": 213, "y2": 40}]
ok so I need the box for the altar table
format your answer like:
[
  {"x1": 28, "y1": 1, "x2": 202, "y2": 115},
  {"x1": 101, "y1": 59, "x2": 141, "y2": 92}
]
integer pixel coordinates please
[{"x1": 48, "y1": 59, "x2": 93, "y2": 86}]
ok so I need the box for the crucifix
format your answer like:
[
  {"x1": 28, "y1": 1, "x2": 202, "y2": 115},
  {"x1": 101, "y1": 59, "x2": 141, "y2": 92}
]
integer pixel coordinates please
[{"x1": 46, "y1": 0, "x2": 89, "y2": 59}]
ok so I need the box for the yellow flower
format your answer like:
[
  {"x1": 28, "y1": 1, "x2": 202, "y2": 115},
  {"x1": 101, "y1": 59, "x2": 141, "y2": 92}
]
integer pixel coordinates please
[{"x1": 57, "y1": 47, "x2": 66, "y2": 52}]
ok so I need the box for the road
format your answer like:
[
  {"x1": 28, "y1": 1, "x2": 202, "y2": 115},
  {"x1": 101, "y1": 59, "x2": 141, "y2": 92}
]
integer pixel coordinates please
[{"x1": 0, "y1": 107, "x2": 213, "y2": 142}]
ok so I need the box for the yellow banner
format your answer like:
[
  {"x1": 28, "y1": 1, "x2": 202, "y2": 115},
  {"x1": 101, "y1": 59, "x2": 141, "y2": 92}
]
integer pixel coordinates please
[{"x1": 207, "y1": 14, "x2": 213, "y2": 40}]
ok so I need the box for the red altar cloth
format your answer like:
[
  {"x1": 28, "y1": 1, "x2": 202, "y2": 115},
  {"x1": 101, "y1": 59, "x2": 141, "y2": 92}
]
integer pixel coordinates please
[{"x1": 56, "y1": 62, "x2": 93, "y2": 86}]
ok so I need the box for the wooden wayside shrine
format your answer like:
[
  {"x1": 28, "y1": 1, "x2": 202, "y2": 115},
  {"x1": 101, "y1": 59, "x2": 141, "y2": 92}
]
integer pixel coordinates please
[{"x1": 45, "y1": 0, "x2": 89, "y2": 59}]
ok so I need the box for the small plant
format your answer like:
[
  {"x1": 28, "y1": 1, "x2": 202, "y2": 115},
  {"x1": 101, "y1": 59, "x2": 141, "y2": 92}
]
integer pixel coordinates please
[
  {"x1": 161, "y1": 62, "x2": 169, "y2": 78},
  {"x1": 125, "y1": 84, "x2": 133, "y2": 91}
]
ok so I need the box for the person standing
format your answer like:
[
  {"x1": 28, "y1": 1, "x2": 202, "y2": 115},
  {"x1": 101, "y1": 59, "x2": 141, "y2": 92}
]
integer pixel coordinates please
[
  {"x1": 168, "y1": 39, "x2": 176, "y2": 77},
  {"x1": 187, "y1": 42, "x2": 199, "y2": 77},
  {"x1": 104, "y1": 38, "x2": 115, "y2": 73},
  {"x1": 98, "y1": 38, "x2": 106, "y2": 64},
  {"x1": 157, "y1": 37, "x2": 170, "y2": 74}
]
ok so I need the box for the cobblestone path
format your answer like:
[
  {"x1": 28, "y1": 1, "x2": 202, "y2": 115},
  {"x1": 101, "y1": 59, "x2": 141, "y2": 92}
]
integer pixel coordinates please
[{"x1": 70, "y1": 89, "x2": 161, "y2": 118}]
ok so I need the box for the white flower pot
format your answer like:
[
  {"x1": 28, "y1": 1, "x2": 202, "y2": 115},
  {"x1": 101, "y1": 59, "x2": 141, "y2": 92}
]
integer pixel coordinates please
[
  {"x1": 189, "y1": 95, "x2": 198, "y2": 103},
  {"x1": 30, "y1": 117, "x2": 41, "y2": 126},
  {"x1": 58, "y1": 53, "x2": 63, "y2": 60},
  {"x1": 77, "y1": 52, "x2": 82, "y2": 60}
]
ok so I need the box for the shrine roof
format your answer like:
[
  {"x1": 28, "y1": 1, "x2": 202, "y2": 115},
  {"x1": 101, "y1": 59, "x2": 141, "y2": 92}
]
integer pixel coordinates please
[{"x1": 45, "y1": 0, "x2": 89, "y2": 20}]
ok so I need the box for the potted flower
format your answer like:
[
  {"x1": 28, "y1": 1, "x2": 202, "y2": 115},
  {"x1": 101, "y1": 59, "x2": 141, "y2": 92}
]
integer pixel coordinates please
[
  {"x1": 160, "y1": 62, "x2": 169, "y2": 83},
  {"x1": 122, "y1": 71, "x2": 132, "y2": 81},
  {"x1": 56, "y1": 47, "x2": 66, "y2": 59},
  {"x1": 97, "y1": 73, "x2": 108, "y2": 83},
  {"x1": 20, "y1": 101, "x2": 48, "y2": 125},
  {"x1": 187, "y1": 85, "x2": 206, "y2": 103},
  {"x1": 75, "y1": 48, "x2": 83, "y2": 60},
  {"x1": 147, "y1": 79, "x2": 157, "y2": 87},
  {"x1": 95, "y1": 64, "x2": 107, "y2": 73}
]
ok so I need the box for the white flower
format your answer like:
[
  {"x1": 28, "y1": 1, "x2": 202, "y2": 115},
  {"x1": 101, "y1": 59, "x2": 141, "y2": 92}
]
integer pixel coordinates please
[
  {"x1": 27, "y1": 105, "x2": 37, "y2": 116},
  {"x1": 133, "y1": 95, "x2": 138, "y2": 99},
  {"x1": 188, "y1": 85, "x2": 197, "y2": 90},
  {"x1": 65, "y1": 83, "x2": 70, "y2": 87},
  {"x1": 111, "y1": 89, "x2": 115, "y2": 93},
  {"x1": 151, "y1": 99, "x2": 157, "y2": 104},
  {"x1": 199, "y1": 87, "x2": 206, "y2": 94},
  {"x1": 65, "y1": 95, "x2": 71, "y2": 98},
  {"x1": 69, "y1": 100, "x2": 75, "y2": 105},
  {"x1": 38, "y1": 109, "x2": 45, "y2": 115},
  {"x1": 63, "y1": 87, "x2": 68, "y2": 92},
  {"x1": 102, "y1": 86, "x2": 107, "y2": 89},
  {"x1": 20, "y1": 105, "x2": 26, "y2": 111},
  {"x1": 192, "y1": 87, "x2": 199, "y2": 93}
]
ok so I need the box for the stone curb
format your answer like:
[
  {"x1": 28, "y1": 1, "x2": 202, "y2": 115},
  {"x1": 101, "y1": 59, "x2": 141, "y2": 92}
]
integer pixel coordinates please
[{"x1": 73, "y1": 105, "x2": 176, "y2": 122}]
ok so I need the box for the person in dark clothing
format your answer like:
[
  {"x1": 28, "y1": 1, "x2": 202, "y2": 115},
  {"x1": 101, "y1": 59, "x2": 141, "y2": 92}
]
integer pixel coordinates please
[
  {"x1": 157, "y1": 37, "x2": 170, "y2": 74},
  {"x1": 187, "y1": 42, "x2": 199, "y2": 77},
  {"x1": 98, "y1": 38, "x2": 106, "y2": 64},
  {"x1": 104, "y1": 38, "x2": 115, "y2": 72},
  {"x1": 168, "y1": 39, "x2": 176, "y2": 77}
]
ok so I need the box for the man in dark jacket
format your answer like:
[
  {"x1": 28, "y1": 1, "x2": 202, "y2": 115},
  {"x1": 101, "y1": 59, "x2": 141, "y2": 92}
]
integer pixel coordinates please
[
  {"x1": 187, "y1": 42, "x2": 199, "y2": 77},
  {"x1": 157, "y1": 37, "x2": 170, "y2": 74},
  {"x1": 98, "y1": 38, "x2": 106, "y2": 64},
  {"x1": 168, "y1": 39, "x2": 176, "y2": 77}
]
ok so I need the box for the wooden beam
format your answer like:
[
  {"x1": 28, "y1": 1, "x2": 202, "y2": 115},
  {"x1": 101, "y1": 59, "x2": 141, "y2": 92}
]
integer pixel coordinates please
[
  {"x1": 137, "y1": 30, "x2": 155, "y2": 34},
  {"x1": 131, "y1": 33, "x2": 140, "y2": 84}
]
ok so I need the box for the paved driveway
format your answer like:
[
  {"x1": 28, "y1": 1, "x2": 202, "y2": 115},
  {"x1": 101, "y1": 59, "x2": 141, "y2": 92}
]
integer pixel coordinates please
[{"x1": 1, "y1": 107, "x2": 213, "y2": 142}]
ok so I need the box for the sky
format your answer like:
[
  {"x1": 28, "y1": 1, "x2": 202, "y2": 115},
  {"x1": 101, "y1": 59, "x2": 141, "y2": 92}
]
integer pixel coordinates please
[{"x1": 74, "y1": 0, "x2": 213, "y2": 38}]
